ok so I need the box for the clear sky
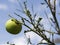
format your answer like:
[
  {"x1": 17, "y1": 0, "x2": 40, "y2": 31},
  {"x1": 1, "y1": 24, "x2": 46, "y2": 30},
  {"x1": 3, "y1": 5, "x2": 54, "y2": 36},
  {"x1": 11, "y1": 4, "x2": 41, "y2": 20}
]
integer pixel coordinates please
[{"x1": 0, "y1": 0, "x2": 60, "y2": 45}]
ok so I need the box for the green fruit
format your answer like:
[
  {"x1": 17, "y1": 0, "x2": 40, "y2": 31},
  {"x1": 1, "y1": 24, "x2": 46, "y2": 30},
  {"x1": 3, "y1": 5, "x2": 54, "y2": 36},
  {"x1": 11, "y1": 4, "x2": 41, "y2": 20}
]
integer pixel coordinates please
[{"x1": 5, "y1": 18, "x2": 22, "y2": 35}]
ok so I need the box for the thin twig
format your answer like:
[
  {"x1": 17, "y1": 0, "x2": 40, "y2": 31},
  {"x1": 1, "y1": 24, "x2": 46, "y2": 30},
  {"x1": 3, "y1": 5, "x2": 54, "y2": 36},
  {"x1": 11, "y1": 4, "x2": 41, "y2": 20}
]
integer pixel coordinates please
[
  {"x1": 45, "y1": 0, "x2": 59, "y2": 31},
  {"x1": 14, "y1": 12, "x2": 31, "y2": 24},
  {"x1": 17, "y1": 0, "x2": 24, "y2": 11},
  {"x1": 44, "y1": 10, "x2": 57, "y2": 31}
]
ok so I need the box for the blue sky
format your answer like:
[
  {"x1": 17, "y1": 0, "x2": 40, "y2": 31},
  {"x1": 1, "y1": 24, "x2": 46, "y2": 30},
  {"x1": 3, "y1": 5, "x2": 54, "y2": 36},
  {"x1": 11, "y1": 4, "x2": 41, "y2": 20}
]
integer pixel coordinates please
[{"x1": 0, "y1": 0, "x2": 60, "y2": 45}]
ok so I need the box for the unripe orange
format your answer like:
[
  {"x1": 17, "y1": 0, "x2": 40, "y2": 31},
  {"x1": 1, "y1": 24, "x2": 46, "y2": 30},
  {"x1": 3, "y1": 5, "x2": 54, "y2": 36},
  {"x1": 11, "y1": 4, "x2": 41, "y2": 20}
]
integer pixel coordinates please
[{"x1": 5, "y1": 18, "x2": 22, "y2": 35}]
